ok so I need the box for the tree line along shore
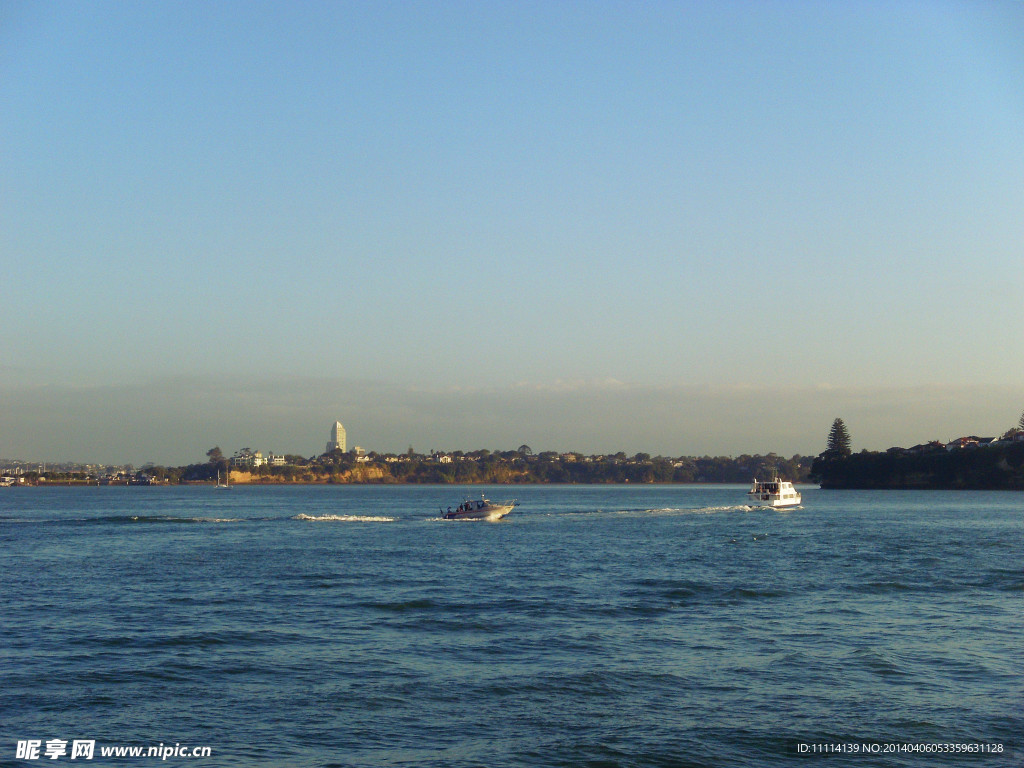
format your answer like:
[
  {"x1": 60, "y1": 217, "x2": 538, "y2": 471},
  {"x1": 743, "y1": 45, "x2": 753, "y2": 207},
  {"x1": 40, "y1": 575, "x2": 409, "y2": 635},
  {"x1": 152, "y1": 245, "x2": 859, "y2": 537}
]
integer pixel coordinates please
[
  {"x1": 810, "y1": 417, "x2": 1024, "y2": 490},
  {"x1": 6, "y1": 450, "x2": 812, "y2": 486}
]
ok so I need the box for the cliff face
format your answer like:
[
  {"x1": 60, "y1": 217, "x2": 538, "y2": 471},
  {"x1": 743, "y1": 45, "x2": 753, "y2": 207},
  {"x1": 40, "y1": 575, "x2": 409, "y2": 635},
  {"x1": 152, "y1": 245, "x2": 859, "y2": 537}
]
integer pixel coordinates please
[
  {"x1": 343, "y1": 466, "x2": 387, "y2": 483},
  {"x1": 228, "y1": 466, "x2": 388, "y2": 484}
]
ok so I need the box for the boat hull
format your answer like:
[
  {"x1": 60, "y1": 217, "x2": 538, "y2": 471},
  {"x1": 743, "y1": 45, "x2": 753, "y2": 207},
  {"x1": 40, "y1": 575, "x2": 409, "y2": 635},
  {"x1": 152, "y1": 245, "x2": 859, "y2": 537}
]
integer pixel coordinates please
[
  {"x1": 747, "y1": 494, "x2": 801, "y2": 508},
  {"x1": 443, "y1": 504, "x2": 515, "y2": 521}
]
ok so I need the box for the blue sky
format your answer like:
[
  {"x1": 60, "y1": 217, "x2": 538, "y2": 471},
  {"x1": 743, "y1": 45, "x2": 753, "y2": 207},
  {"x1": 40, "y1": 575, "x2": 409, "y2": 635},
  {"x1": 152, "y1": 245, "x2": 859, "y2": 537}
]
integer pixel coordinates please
[{"x1": 2, "y1": 1, "x2": 1023, "y2": 464}]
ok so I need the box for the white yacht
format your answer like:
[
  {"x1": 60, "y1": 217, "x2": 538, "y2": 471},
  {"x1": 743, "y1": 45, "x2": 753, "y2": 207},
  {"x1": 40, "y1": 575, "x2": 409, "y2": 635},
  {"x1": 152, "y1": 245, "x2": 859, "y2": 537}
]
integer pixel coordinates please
[
  {"x1": 442, "y1": 495, "x2": 518, "y2": 521},
  {"x1": 747, "y1": 477, "x2": 801, "y2": 508}
]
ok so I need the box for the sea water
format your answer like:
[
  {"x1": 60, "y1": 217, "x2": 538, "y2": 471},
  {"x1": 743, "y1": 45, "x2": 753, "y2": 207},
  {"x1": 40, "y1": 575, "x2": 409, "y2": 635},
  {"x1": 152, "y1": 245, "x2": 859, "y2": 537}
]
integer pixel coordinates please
[{"x1": 1, "y1": 485, "x2": 1020, "y2": 767}]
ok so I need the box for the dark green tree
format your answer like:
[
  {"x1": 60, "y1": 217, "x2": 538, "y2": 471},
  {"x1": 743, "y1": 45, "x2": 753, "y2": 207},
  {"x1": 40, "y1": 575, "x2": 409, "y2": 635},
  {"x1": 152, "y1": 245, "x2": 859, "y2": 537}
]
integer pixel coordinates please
[
  {"x1": 206, "y1": 446, "x2": 224, "y2": 464},
  {"x1": 1004, "y1": 411, "x2": 1024, "y2": 440},
  {"x1": 825, "y1": 418, "x2": 852, "y2": 458}
]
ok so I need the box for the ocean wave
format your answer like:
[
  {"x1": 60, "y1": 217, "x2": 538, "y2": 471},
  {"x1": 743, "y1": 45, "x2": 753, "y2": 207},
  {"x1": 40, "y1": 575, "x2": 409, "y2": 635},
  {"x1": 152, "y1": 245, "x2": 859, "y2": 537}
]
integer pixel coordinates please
[
  {"x1": 137, "y1": 515, "x2": 242, "y2": 523},
  {"x1": 612, "y1": 504, "x2": 761, "y2": 515},
  {"x1": 847, "y1": 648, "x2": 910, "y2": 677},
  {"x1": 980, "y1": 568, "x2": 1024, "y2": 592},
  {"x1": 849, "y1": 580, "x2": 916, "y2": 594},
  {"x1": 82, "y1": 515, "x2": 244, "y2": 524},
  {"x1": 625, "y1": 506, "x2": 694, "y2": 515},
  {"x1": 695, "y1": 504, "x2": 759, "y2": 513},
  {"x1": 605, "y1": 578, "x2": 791, "y2": 616},
  {"x1": 292, "y1": 513, "x2": 395, "y2": 522},
  {"x1": 358, "y1": 598, "x2": 438, "y2": 612}
]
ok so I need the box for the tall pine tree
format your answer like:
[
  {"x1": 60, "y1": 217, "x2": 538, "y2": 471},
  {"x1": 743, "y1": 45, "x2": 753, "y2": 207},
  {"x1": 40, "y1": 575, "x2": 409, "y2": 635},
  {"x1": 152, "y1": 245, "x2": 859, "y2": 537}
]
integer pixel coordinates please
[{"x1": 826, "y1": 418, "x2": 852, "y2": 458}]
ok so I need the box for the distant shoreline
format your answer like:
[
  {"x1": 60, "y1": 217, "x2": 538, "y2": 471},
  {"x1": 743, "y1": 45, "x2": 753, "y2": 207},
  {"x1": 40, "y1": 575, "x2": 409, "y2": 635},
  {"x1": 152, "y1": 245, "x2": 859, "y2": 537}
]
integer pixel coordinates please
[
  {"x1": 7, "y1": 479, "x2": 796, "y2": 488},
  {"x1": 5, "y1": 452, "x2": 815, "y2": 487}
]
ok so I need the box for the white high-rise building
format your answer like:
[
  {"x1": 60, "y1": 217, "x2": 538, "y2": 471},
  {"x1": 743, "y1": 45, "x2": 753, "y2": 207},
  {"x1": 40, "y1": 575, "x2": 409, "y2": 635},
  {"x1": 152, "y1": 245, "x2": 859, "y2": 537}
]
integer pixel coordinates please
[{"x1": 326, "y1": 421, "x2": 347, "y2": 453}]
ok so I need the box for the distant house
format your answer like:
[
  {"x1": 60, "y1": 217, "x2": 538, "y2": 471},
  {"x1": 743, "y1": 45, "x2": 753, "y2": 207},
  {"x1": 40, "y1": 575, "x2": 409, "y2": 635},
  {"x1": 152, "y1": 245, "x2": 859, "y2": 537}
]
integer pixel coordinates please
[
  {"x1": 903, "y1": 441, "x2": 944, "y2": 455},
  {"x1": 945, "y1": 436, "x2": 983, "y2": 451},
  {"x1": 231, "y1": 449, "x2": 264, "y2": 467}
]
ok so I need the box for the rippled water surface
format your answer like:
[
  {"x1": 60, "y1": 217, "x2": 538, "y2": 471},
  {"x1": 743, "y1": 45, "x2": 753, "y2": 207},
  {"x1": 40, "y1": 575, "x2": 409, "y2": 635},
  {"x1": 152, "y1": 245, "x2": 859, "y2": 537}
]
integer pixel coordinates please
[{"x1": 2, "y1": 485, "x2": 1021, "y2": 766}]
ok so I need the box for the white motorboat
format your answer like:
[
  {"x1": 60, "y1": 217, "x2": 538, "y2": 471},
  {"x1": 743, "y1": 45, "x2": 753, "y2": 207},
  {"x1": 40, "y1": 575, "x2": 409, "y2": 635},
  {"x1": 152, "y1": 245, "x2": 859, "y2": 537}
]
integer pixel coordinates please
[
  {"x1": 747, "y1": 477, "x2": 801, "y2": 508},
  {"x1": 442, "y1": 495, "x2": 518, "y2": 521}
]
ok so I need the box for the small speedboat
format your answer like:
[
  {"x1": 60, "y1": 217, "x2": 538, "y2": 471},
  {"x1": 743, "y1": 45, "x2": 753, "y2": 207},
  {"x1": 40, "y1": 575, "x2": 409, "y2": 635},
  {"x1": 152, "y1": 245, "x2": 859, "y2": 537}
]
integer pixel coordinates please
[
  {"x1": 442, "y1": 495, "x2": 518, "y2": 521},
  {"x1": 747, "y1": 476, "x2": 801, "y2": 508}
]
